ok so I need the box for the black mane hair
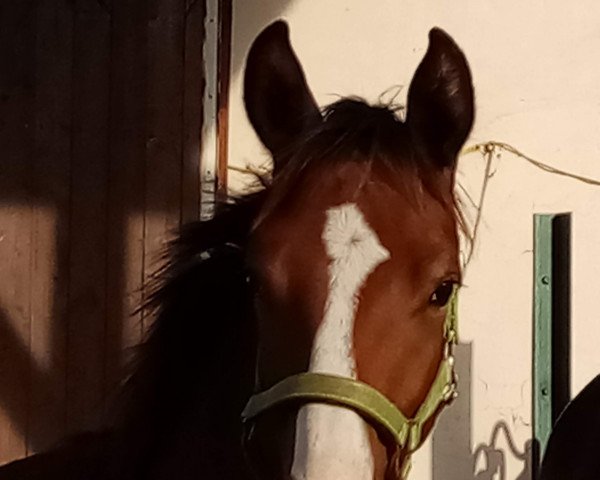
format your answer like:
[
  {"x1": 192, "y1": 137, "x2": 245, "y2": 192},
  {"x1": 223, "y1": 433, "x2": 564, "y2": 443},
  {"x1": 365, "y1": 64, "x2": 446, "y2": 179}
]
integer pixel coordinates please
[
  {"x1": 276, "y1": 98, "x2": 416, "y2": 179},
  {"x1": 107, "y1": 197, "x2": 261, "y2": 478}
]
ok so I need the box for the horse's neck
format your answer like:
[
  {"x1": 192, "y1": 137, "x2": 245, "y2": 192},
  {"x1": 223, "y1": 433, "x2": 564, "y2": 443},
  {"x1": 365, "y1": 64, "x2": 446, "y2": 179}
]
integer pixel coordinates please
[
  {"x1": 144, "y1": 396, "x2": 252, "y2": 480},
  {"x1": 0, "y1": 431, "x2": 112, "y2": 480},
  {"x1": 111, "y1": 244, "x2": 257, "y2": 480},
  {"x1": 111, "y1": 381, "x2": 253, "y2": 480},
  {"x1": 113, "y1": 342, "x2": 256, "y2": 479}
]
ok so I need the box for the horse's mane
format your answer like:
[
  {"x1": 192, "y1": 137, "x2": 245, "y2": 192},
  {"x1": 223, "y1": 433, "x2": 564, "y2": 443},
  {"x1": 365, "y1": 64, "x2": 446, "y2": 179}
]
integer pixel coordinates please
[
  {"x1": 272, "y1": 98, "x2": 417, "y2": 191},
  {"x1": 107, "y1": 196, "x2": 262, "y2": 476},
  {"x1": 107, "y1": 97, "x2": 464, "y2": 475}
]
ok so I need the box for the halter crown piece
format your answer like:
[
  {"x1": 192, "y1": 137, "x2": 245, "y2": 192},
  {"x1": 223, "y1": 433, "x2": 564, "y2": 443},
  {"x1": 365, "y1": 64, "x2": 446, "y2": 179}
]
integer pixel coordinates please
[{"x1": 242, "y1": 287, "x2": 459, "y2": 479}]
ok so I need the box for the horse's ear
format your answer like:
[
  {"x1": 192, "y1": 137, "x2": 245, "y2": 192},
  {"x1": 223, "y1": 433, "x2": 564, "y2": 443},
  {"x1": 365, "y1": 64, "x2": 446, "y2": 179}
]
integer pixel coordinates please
[
  {"x1": 406, "y1": 28, "x2": 474, "y2": 171},
  {"x1": 244, "y1": 21, "x2": 321, "y2": 165}
]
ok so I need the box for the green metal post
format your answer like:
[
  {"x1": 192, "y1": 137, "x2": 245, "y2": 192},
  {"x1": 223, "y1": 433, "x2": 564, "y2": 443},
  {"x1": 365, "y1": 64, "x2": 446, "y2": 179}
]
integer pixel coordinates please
[
  {"x1": 533, "y1": 213, "x2": 571, "y2": 472},
  {"x1": 533, "y1": 215, "x2": 553, "y2": 458}
]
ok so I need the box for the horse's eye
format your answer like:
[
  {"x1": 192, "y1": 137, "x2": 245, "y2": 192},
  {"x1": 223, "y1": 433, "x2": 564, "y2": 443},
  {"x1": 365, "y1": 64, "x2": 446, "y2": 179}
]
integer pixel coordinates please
[{"x1": 429, "y1": 281, "x2": 455, "y2": 307}]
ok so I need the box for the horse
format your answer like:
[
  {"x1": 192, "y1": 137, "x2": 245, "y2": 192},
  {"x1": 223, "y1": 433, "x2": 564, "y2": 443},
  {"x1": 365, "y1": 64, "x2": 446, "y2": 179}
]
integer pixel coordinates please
[
  {"x1": 539, "y1": 374, "x2": 600, "y2": 480},
  {"x1": 0, "y1": 20, "x2": 474, "y2": 480}
]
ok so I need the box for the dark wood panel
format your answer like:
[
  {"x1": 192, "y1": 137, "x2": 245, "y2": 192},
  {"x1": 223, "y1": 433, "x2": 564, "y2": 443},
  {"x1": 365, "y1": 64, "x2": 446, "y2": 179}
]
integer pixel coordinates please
[
  {"x1": 0, "y1": 0, "x2": 36, "y2": 463},
  {"x1": 144, "y1": 0, "x2": 186, "y2": 331},
  {"x1": 66, "y1": 0, "x2": 111, "y2": 433},
  {"x1": 0, "y1": 0, "x2": 208, "y2": 463},
  {"x1": 105, "y1": 0, "x2": 148, "y2": 396},
  {"x1": 28, "y1": 0, "x2": 73, "y2": 454}
]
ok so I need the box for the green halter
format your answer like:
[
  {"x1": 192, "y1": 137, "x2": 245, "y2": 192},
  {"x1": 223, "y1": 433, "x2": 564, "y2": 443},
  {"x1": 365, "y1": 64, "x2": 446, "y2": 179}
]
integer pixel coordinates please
[{"x1": 242, "y1": 288, "x2": 459, "y2": 477}]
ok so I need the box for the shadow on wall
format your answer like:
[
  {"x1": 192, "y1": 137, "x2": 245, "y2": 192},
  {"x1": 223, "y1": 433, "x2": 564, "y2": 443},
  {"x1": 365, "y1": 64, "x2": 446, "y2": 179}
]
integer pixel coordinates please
[{"x1": 432, "y1": 343, "x2": 533, "y2": 480}]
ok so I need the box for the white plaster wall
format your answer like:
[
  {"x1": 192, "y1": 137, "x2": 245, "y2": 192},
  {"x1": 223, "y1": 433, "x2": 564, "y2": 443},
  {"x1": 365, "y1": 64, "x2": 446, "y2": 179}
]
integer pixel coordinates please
[{"x1": 227, "y1": 2, "x2": 600, "y2": 478}]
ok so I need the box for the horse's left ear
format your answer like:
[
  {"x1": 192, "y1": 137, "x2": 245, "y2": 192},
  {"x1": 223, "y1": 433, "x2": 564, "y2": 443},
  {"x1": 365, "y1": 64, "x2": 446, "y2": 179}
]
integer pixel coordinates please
[
  {"x1": 244, "y1": 21, "x2": 321, "y2": 166},
  {"x1": 406, "y1": 28, "x2": 474, "y2": 171}
]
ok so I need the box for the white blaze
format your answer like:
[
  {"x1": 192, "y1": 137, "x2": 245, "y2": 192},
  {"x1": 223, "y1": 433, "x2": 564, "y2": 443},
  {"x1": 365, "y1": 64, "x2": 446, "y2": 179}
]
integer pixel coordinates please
[{"x1": 291, "y1": 203, "x2": 390, "y2": 480}]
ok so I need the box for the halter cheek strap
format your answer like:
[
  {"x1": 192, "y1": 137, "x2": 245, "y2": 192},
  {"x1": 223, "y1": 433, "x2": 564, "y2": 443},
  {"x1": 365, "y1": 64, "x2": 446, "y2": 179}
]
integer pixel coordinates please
[{"x1": 241, "y1": 289, "x2": 459, "y2": 477}]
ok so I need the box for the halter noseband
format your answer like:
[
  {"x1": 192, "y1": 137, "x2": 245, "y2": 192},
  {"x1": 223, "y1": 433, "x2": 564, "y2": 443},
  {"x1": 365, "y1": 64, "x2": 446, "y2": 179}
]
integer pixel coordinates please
[{"x1": 241, "y1": 288, "x2": 459, "y2": 477}]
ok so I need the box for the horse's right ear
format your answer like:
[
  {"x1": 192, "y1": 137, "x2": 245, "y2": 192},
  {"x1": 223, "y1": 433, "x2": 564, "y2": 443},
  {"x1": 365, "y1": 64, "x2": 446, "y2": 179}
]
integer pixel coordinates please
[
  {"x1": 244, "y1": 21, "x2": 321, "y2": 166},
  {"x1": 406, "y1": 28, "x2": 474, "y2": 172}
]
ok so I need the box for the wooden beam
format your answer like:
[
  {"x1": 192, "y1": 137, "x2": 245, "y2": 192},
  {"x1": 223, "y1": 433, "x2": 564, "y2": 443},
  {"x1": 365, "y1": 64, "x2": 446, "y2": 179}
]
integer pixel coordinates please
[
  {"x1": 216, "y1": 0, "x2": 231, "y2": 202},
  {"x1": 200, "y1": 0, "x2": 219, "y2": 219},
  {"x1": 182, "y1": 0, "x2": 206, "y2": 223}
]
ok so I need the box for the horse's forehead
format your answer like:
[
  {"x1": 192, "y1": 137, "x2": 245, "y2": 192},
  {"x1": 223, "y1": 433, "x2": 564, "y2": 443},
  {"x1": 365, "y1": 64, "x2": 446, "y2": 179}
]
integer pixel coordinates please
[
  {"x1": 356, "y1": 181, "x2": 458, "y2": 255},
  {"x1": 251, "y1": 163, "x2": 457, "y2": 279}
]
